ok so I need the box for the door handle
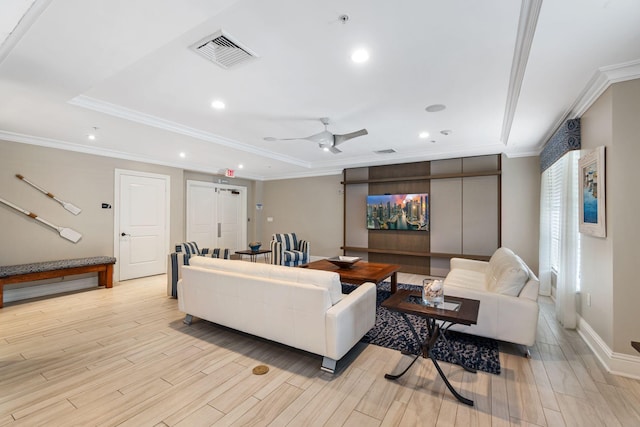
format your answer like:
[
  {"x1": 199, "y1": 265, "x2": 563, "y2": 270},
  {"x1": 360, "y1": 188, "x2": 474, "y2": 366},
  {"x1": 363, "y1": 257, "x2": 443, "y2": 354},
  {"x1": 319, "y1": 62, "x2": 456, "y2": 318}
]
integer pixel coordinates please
[
  {"x1": 121, "y1": 232, "x2": 130, "y2": 237},
  {"x1": 217, "y1": 223, "x2": 221, "y2": 238}
]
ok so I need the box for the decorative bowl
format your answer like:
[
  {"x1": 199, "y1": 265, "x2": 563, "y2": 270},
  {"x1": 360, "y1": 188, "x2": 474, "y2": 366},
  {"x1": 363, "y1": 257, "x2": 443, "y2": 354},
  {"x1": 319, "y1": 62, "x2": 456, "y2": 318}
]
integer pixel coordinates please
[
  {"x1": 327, "y1": 256, "x2": 361, "y2": 269},
  {"x1": 248, "y1": 241, "x2": 261, "y2": 251}
]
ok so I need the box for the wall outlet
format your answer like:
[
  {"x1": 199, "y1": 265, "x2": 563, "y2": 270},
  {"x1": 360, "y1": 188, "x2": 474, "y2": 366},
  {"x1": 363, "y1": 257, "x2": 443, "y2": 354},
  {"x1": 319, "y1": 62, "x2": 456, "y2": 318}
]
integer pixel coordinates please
[
  {"x1": 267, "y1": 217, "x2": 273, "y2": 222},
  {"x1": 587, "y1": 293, "x2": 591, "y2": 307}
]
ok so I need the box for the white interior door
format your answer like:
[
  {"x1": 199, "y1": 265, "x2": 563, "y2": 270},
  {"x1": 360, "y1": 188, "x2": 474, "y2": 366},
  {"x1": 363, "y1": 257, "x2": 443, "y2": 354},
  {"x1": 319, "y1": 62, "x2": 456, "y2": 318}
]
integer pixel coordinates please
[
  {"x1": 217, "y1": 187, "x2": 245, "y2": 250},
  {"x1": 186, "y1": 181, "x2": 246, "y2": 252},
  {"x1": 187, "y1": 182, "x2": 217, "y2": 249},
  {"x1": 116, "y1": 170, "x2": 169, "y2": 281}
]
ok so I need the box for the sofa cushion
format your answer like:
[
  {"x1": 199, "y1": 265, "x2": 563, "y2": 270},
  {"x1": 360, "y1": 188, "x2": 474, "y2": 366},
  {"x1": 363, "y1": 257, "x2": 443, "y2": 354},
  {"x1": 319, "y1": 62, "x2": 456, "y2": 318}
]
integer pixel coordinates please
[
  {"x1": 444, "y1": 269, "x2": 487, "y2": 291},
  {"x1": 283, "y1": 250, "x2": 307, "y2": 264},
  {"x1": 485, "y1": 248, "x2": 529, "y2": 296},
  {"x1": 188, "y1": 256, "x2": 343, "y2": 304}
]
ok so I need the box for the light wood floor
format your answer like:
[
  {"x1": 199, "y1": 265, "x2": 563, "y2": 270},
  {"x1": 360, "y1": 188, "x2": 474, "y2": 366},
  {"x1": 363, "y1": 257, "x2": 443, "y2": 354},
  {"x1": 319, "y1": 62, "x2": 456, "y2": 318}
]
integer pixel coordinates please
[{"x1": 1, "y1": 272, "x2": 639, "y2": 426}]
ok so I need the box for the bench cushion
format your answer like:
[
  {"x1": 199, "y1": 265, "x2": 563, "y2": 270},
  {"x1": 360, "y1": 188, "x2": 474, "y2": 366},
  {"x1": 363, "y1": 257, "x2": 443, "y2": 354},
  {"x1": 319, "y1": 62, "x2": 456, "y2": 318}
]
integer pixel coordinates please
[{"x1": 0, "y1": 256, "x2": 116, "y2": 278}]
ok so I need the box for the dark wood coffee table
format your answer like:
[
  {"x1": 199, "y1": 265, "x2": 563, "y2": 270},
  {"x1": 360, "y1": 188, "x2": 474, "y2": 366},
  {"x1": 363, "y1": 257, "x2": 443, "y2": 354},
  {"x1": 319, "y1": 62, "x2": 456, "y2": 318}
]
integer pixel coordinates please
[
  {"x1": 300, "y1": 259, "x2": 400, "y2": 293},
  {"x1": 382, "y1": 289, "x2": 480, "y2": 406}
]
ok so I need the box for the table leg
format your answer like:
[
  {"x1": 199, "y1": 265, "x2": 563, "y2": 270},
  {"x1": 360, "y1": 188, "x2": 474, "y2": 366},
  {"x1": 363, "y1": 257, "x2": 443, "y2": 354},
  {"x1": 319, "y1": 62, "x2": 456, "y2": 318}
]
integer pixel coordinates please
[
  {"x1": 390, "y1": 272, "x2": 397, "y2": 293},
  {"x1": 384, "y1": 313, "x2": 423, "y2": 379},
  {"x1": 439, "y1": 323, "x2": 476, "y2": 373},
  {"x1": 385, "y1": 313, "x2": 474, "y2": 406},
  {"x1": 429, "y1": 352, "x2": 474, "y2": 406}
]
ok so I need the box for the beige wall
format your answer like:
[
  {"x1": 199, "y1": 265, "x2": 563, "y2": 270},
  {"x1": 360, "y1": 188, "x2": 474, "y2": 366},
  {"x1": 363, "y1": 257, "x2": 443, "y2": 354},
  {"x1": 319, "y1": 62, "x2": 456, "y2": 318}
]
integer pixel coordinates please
[
  {"x1": 579, "y1": 78, "x2": 640, "y2": 356},
  {"x1": 610, "y1": 80, "x2": 640, "y2": 354},
  {"x1": 261, "y1": 159, "x2": 541, "y2": 274},
  {"x1": 579, "y1": 87, "x2": 614, "y2": 347},
  {"x1": 501, "y1": 155, "x2": 541, "y2": 274},
  {"x1": 261, "y1": 175, "x2": 344, "y2": 257},
  {"x1": 0, "y1": 139, "x2": 184, "y2": 266},
  {"x1": 2, "y1": 138, "x2": 541, "y2": 311}
]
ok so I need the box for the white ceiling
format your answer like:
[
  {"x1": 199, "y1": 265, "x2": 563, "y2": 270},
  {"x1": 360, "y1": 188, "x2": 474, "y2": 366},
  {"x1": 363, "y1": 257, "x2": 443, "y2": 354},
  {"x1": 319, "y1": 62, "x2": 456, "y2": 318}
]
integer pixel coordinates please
[{"x1": 1, "y1": 0, "x2": 639, "y2": 180}]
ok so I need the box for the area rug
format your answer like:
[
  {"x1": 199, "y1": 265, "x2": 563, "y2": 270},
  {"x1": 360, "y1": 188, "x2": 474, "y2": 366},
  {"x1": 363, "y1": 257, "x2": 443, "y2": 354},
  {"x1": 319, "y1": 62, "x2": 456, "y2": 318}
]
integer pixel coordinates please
[{"x1": 343, "y1": 282, "x2": 501, "y2": 374}]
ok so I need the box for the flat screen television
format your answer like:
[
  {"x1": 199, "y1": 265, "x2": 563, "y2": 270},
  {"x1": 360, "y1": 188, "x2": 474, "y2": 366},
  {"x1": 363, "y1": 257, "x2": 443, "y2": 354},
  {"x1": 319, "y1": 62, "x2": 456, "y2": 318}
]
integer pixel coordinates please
[{"x1": 366, "y1": 193, "x2": 429, "y2": 231}]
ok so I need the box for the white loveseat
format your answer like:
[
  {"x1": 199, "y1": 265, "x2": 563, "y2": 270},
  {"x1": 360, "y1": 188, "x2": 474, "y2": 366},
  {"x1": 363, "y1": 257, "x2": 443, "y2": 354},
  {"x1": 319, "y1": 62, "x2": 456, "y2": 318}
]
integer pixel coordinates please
[
  {"x1": 443, "y1": 247, "x2": 540, "y2": 349},
  {"x1": 178, "y1": 256, "x2": 377, "y2": 373}
]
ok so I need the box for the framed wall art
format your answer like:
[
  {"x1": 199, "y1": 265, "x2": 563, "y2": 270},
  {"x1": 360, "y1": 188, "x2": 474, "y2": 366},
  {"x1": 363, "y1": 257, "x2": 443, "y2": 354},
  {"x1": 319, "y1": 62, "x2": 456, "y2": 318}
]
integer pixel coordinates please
[{"x1": 579, "y1": 146, "x2": 606, "y2": 237}]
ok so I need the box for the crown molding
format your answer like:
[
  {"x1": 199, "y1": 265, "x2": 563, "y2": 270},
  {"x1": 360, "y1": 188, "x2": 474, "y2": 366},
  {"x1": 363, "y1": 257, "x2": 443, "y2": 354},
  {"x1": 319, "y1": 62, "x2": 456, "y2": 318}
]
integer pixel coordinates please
[
  {"x1": 260, "y1": 168, "x2": 344, "y2": 181},
  {"x1": 0, "y1": 130, "x2": 265, "y2": 181},
  {"x1": 68, "y1": 95, "x2": 311, "y2": 169},
  {"x1": 501, "y1": 0, "x2": 543, "y2": 145},
  {"x1": 534, "y1": 59, "x2": 640, "y2": 153},
  {"x1": 0, "y1": 0, "x2": 52, "y2": 66},
  {"x1": 570, "y1": 59, "x2": 640, "y2": 118}
]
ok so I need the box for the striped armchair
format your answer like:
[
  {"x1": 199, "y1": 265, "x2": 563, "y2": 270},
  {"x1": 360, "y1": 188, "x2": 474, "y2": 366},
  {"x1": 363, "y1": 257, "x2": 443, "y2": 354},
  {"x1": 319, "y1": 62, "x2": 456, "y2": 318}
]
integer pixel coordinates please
[
  {"x1": 167, "y1": 242, "x2": 231, "y2": 297},
  {"x1": 270, "y1": 233, "x2": 310, "y2": 267}
]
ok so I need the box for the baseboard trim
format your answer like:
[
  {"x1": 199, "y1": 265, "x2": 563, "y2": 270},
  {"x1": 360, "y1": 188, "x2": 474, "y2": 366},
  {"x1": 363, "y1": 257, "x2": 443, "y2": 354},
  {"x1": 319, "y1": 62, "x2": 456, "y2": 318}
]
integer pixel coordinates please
[
  {"x1": 3, "y1": 277, "x2": 99, "y2": 304},
  {"x1": 577, "y1": 315, "x2": 640, "y2": 380}
]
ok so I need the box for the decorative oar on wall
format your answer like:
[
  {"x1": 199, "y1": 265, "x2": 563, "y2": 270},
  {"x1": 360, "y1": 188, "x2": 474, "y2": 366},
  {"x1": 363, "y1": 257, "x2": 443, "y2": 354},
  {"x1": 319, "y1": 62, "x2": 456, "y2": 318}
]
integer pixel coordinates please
[
  {"x1": 15, "y1": 174, "x2": 82, "y2": 215},
  {"x1": 0, "y1": 197, "x2": 82, "y2": 243}
]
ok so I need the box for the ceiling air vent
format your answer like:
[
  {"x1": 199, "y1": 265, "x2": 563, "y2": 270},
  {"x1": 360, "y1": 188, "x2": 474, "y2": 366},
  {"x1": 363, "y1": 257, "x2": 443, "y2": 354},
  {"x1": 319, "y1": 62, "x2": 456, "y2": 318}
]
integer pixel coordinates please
[
  {"x1": 191, "y1": 30, "x2": 258, "y2": 69},
  {"x1": 374, "y1": 149, "x2": 396, "y2": 154}
]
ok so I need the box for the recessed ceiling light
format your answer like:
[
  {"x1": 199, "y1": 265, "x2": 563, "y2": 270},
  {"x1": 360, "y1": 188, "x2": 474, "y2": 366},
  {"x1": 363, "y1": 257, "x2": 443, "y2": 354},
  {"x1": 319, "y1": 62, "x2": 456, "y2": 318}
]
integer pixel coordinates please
[
  {"x1": 351, "y1": 48, "x2": 369, "y2": 63},
  {"x1": 440, "y1": 129, "x2": 453, "y2": 136},
  {"x1": 211, "y1": 100, "x2": 226, "y2": 110},
  {"x1": 419, "y1": 132, "x2": 430, "y2": 139},
  {"x1": 179, "y1": 152, "x2": 186, "y2": 158},
  {"x1": 425, "y1": 104, "x2": 446, "y2": 113},
  {"x1": 87, "y1": 126, "x2": 99, "y2": 140},
  {"x1": 238, "y1": 164, "x2": 244, "y2": 169}
]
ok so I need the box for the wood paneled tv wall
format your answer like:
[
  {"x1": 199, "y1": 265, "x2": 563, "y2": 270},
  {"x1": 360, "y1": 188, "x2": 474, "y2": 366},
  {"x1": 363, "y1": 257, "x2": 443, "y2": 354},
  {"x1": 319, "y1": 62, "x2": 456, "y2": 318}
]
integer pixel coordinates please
[{"x1": 342, "y1": 155, "x2": 501, "y2": 275}]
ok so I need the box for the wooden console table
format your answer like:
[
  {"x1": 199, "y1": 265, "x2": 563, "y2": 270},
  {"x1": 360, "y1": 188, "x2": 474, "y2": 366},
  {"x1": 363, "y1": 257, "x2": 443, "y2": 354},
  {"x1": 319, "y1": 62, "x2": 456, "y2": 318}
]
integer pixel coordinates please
[{"x1": 0, "y1": 256, "x2": 116, "y2": 308}]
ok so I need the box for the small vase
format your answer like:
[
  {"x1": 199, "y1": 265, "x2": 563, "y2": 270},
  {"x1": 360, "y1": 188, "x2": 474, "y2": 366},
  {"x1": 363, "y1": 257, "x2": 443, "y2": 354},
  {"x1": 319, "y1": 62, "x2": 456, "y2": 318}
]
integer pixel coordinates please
[{"x1": 422, "y1": 279, "x2": 444, "y2": 307}]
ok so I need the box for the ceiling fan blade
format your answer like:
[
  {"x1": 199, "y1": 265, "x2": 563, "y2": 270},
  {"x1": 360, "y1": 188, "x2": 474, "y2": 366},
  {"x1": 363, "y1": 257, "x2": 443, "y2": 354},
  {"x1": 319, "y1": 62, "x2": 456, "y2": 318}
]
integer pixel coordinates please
[
  {"x1": 264, "y1": 137, "x2": 308, "y2": 142},
  {"x1": 334, "y1": 129, "x2": 368, "y2": 145},
  {"x1": 329, "y1": 146, "x2": 342, "y2": 154}
]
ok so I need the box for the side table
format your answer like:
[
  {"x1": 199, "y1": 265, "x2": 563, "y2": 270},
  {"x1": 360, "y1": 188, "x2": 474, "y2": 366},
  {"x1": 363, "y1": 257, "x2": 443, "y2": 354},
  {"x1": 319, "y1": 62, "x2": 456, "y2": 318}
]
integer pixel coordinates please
[
  {"x1": 382, "y1": 289, "x2": 480, "y2": 406},
  {"x1": 235, "y1": 249, "x2": 271, "y2": 263}
]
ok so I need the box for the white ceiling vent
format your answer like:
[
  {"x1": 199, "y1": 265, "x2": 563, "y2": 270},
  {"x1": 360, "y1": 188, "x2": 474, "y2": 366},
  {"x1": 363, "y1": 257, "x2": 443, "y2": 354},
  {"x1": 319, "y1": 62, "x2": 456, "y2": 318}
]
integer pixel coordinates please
[
  {"x1": 191, "y1": 30, "x2": 258, "y2": 69},
  {"x1": 374, "y1": 149, "x2": 396, "y2": 154}
]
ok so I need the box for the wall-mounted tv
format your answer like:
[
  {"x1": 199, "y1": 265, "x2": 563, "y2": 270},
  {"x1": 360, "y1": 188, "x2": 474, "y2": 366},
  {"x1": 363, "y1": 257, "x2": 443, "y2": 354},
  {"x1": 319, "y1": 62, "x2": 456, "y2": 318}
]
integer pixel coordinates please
[{"x1": 366, "y1": 193, "x2": 429, "y2": 231}]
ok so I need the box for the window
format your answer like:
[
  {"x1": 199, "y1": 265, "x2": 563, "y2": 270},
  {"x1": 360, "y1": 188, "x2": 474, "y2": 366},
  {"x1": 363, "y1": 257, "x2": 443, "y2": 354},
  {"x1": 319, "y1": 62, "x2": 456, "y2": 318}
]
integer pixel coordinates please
[{"x1": 543, "y1": 151, "x2": 581, "y2": 290}]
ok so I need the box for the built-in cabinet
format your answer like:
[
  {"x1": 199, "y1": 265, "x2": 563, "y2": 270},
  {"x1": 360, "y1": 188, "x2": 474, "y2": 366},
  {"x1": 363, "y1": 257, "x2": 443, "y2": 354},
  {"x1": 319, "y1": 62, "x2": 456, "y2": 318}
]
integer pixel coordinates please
[{"x1": 342, "y1": 155, "x2": 501, "y2": 275}]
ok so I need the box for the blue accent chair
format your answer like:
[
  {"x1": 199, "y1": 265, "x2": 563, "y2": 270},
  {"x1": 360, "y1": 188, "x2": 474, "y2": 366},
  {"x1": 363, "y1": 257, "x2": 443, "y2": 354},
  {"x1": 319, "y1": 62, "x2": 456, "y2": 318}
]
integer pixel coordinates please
[
  {"x1": 270, "y1": 233, "x2": 310, "y2": 267},
  {"x1": 167, "y1": 242, "x2": 231, "y2": 297}
]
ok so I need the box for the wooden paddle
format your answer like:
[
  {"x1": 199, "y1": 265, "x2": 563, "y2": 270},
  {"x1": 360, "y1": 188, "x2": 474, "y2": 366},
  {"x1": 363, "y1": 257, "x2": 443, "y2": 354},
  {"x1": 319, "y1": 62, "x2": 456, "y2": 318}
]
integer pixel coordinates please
[
  {"x1": 15, "y1": 174, "x2": 82, "y2": 215},
  {"x1": 0, "y1": 197, "x2": 82, "y2": 243}
]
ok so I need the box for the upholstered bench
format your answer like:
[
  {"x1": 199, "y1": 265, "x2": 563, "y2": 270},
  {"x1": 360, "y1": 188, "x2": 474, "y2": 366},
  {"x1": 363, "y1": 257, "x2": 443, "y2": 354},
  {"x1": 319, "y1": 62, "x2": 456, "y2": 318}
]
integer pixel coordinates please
[{"x1": 0, "y1": 256, "x2": 117, "y2": 308}]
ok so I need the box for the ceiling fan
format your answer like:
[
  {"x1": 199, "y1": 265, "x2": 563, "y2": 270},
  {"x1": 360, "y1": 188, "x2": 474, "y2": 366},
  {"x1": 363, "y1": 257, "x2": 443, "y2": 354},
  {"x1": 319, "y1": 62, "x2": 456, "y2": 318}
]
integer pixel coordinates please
[{"x1": 264, "y1": 118, "x2": 368, "y2": 153}]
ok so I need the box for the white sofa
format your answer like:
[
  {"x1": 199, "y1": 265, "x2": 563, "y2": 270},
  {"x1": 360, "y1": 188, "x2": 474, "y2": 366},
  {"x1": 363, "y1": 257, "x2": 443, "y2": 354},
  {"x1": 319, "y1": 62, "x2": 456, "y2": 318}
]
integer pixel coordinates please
[
  {"x1": 178, "y1": 256, "x2": 377, "y2": 373},
  {"x1": 443, "y1": 247, "x2": 540, "y2": 349}
]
